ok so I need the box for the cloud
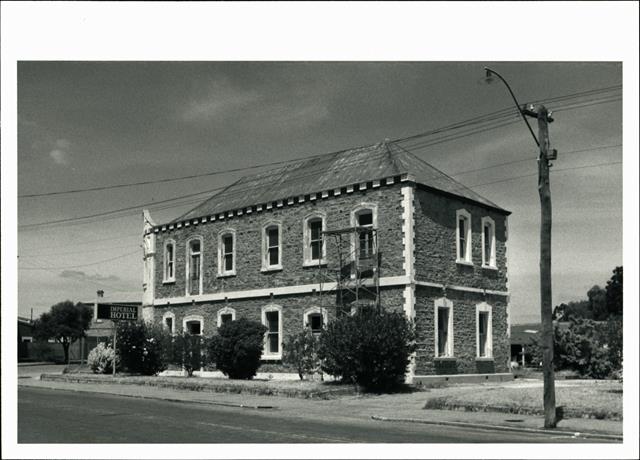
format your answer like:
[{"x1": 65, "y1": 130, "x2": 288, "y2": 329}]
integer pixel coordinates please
[
  {"x1": 59, "y1": 270, "x2": 120, "y2": 283},
  {"x1": 48, "y1": 139, "x2": 71, "y2": 165},
  {"x1": 181, "y1": 80, "x2": 261, "y2": 122}
]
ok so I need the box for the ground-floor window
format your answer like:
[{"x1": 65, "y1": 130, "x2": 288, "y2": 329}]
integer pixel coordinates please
[
  {"x1": 303, "y1": 307, "x2": 327, "y2": 336},
  {"x1": 217, "y1": 307, "x2": 236, "y2": 328},
  {"x1": 162, "y1": 311, "x2": 175, "y2": 334},
  {"x1": 434, "y1": 298, "x2": 454, "y2": 358},
  {"x1": 476, "y1": 302, "x2": 493, "y2": 358},
  {"x1": 183, "y1": 315, "x2": 204, "y2": 336},
  {"x1": 262, "y1": 305, "x2": 282, "y2": 359}
]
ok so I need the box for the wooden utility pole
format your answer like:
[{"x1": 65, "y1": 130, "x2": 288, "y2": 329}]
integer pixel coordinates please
[{"x1": 536, "y1": 105, "x2": 556, "y2": 428}]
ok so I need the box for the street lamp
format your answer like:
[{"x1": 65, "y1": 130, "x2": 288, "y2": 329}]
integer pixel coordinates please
[{"x1": 483, "y1": 66, "x2": 558, "y2": 429}]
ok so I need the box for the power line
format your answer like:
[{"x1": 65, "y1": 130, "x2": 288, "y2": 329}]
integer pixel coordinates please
[
  {"x1": 18, "y1": 94, "x2": 623, "y2": 231},
  {"x1": 18, "y1": 84, "x2": 621, "y2": 200},
  {"x1": 19, "y1": 249, "x2": 140, "y2": 270},
  {"x1": 449, "y1": 143, "x2": 622, "y2": 177},
  {"x1": 19, "y1": 242, "x2": 140, "y2": 258}
]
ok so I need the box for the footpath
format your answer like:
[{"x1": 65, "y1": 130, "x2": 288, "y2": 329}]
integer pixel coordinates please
[{"x1": 18, "y1": 372, "x2": 622, "y2": 441}]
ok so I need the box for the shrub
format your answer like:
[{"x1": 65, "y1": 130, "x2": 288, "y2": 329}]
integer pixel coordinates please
[
  {"x1": 318, "y1": 308, "x2": 416, "y2": 391},
  {"x1": 169, "y1": 333, "x2": 206, "y2": 377},
  {"x1": 208, "y1": 318, "x2": 267, "y2": 379},
  {"x1": 116, "y1": 321, "x2": 171, "y2": 375},
  {"x1": 283, "y1": 329, "x2": 320, "y2": 380},
  {"x1": 87, "y1": 342, "x2": 118, "y2": 374},
  {"x1": 29, "y1": 342, "x2": 58, "y2": 362}
]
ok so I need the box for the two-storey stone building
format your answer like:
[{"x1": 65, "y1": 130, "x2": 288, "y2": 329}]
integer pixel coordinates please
[{"x1": 141, "y1": 141, "x2": 511, "y2": 380}]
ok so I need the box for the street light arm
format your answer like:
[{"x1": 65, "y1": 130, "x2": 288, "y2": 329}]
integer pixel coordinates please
[{"x1": 484, "y1": 67, "x2": 539, "y2": 147}]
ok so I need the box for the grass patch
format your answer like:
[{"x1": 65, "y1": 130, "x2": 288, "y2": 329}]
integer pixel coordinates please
[
  {"x1": 422, "y1": 379, "x2": 622, "y2": 420},
  {"x1": 41, "y1": 373, "x2": 358, "y2": 399}
]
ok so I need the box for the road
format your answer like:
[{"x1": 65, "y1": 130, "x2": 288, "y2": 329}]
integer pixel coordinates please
[{"x1": 18, "y1": 387, "x2": 602, "y2": 443}]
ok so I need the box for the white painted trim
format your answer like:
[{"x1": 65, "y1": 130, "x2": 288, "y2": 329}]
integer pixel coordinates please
[
  {"x1": 185, "y1": 235, "x2": 204, "y2": 296},
  {"x1": 162, "y1": 311, "x2": 176, "y2": 334},
  {"x1": 401, "y1": 186, "x2": 416, "y2": 383},
  {"x1": 261, "y1": 221, "x2": 283, "y2": 271},
  {"x1": 217, "y1": 228, "x2": 236, "y2": 277},
  {"x1": 154, "y1": 276, "x2": 509, "y2": 306},
  {"x1": 303, "y1": 307, "x2": 328, "y2": 332},
  {"x1": 434, "y1": 297, "x2": 454, "y2": 358},
  {"x1": 162, "y1": 239, "x2": 176, "y2": 283},
  {"x1": 455, "y1": 208, "x2": 472, "y2": 264},
  {"x1": 261, "y1": 304, "x2": 283, "y2": 360},
  {"x1": 481, "y1": 216, "x2": 497, "y2": 268},
  {"x1": 415, "y1": 280, "x2": 509, "y2": 297},
  {"x1": 350, "y1": 203, "x2": 378, "y2": 262},
  {"x1": 183, "y1": 314, "x2": 204, "y2": 335},
  {"x1": 216, "y1": 307, "x2": 236, "y2": 328},
  {"x1": 303, "y1": 211, "x2": 327, "y2": 266},
  {"x1": 156, "y1": 275, "x2": 411, "y2": 305},
  {"x1": 476, "y1": 302, "x2": 493, "y2": 358}
]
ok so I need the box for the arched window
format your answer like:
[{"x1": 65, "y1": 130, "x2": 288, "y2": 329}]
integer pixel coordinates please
[
  {"x1": 262, "y1": 222, "x2": 282, "y2": 271},
  {"x1": 481, "y1": 216, "x2": 496, "y2": 268},
  {"x1": 186, "y1": 236, "x2": 203, "y2": 295},
  {"x1": 350, "y1": 204, "x2": 378, "y2": 264},
  {"x1": 456, "y1": 209, "x2": 472, "y2": 264},
  {"x1": 183, "y1": 314, "x2": 204, "y2": 336},
  {"x1": 162, "y1": 311, "x2": 176, "y2": 334},
  {"x1": 218, "y1": 229, "x2": 236, "y2": 276},
  {"x1": 217, "y1": 307, "x2": 236, "y2": 328},
  {"x1": 303, "y1": 213, "x2": 326, "y2": 266},
  {"x1": 434, "y1": 298, "x2": 454, "y2": 358},
  {"x1": 163, "y1": 239, "x2": 176, "y2": 283},
  {"x1": 261, "y1": 304, "x2": 282, "y2": 359},
  {"x1": 303, "y1": 307, "x2": 327, "y2": 335},
  {"x1": 476, "y1": 302, "x2": 493, "y2": 358}
]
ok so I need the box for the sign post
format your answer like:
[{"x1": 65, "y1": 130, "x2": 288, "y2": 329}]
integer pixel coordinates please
[{"x1": 96, "y1": 304, "x2": 140, "y2": 377}]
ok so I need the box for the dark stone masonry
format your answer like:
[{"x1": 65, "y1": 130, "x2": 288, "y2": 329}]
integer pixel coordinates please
[{"x1": 142, "y1": 144, "x2": 511, "y2": 379}]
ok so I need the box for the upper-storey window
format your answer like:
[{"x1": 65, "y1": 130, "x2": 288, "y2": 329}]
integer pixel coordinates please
[
  {"x1": 303, "y1": 213, "x2": 326, "y2": 266},
  {"x1": 218, "y1": 230, "x2": 236, "y2": 276},
  {"x1": 163, "y1": 239, "x2": 176, "y2": 283},
  {"x1": 262, "y1": 222, "x2": 282, "y2": 271},
  {"x1": 186, "y1": 237, "x2": 203, "y2": 295},
  {"x1": 456, "y1": 209, "x2": 472, "y2": 264},
  {"x1": 481, "y1": 216, "x2": 496, "y2": 268},
  {"x1": 355, "y1": 208, "x2": 375, "y2": 259}
]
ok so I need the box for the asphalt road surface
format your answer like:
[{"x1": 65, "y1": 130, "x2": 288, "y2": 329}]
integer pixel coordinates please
[{"x1": 18, "y1": 387, "x2": 599, "y2": 443}]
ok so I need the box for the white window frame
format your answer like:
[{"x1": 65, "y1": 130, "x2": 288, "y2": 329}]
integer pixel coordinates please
[
  {"x1": 476, "y1": 302, "x2": 493, "y2": 358},
  {"x1": 350, "y1": 203, "x2": 378, "y2": 262},
  {"x1": 185, "y1": 236, "x2": 204, "y2": 295},
  {"x1": 163, "y1": 239, "x2": 176, "y2": 283},
  {"x1": 303, "y1": 307, "x2": 328, "y2": 334},
  {"x1": 456, "y1": 209, "x2": 472, "y2": 265},
  {"x1": 216, "y1": 307, "x2": 236, "y2": 328},
  {"x1": 21, "y1": 336, "x2": 33, "y2": 343},
  {"x1": 303, "y1": 212, "x2": 327, "y2": 267},
  {"x1": 261, "y1": 221, "x2": 283, "y2": 271},
  {"x1": 481, "y1": 216, "x2": 497, "y2": 269},
  {"x1": 183, "y1": 314, "x2": 204, "y2": 336},
  {"x1": 434, "y1": 297, "x2": 454, "y2": 358},
  {"x1": 162, "y1": 311, "x2": 176, "y2": 335},
  {"x1": 217, "y1": 229, "x2": 236, "y2": 277},
  {"x1": 261, "y1": 304, "x2": 283, "y2": 360}
]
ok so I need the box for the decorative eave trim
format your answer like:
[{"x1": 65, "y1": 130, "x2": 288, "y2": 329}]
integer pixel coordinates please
[{"x1": 154, "y1": 174, "x2": 406, "y2": 233}]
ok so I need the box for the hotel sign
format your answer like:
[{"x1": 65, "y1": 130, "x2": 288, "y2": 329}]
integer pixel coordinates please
[{"x1": 96, "y1": 304, "x2": 139, "y2": 321}]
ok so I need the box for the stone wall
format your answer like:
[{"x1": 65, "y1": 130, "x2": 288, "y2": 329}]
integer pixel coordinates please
[
  {"x1": 153, "y1": 183, "x2": 407, "y2": 300},
  {"x1": 413, "y1": 187, "x2": 509, "y2": 292},
  {"x1": 413, "y1": 285, "x2": 510, "y2": 375}
]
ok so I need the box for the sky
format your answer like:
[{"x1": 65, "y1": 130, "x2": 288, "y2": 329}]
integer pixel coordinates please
[{"x1": 15, "y1": 61, "x2": 622, "y2": 324}]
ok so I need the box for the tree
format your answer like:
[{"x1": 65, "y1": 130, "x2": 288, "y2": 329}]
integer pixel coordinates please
[
  {"x1": 208, "y1": 319, "x2": 267, "y2": 379},
  {"x1": 170, "y1": 332, "x2": 205, "y2": 377},
  {"x1": 587, "y1": 285, "x2": 607, "y2": 321},
  {"x1": 283, "y1": 329, "x2": 320, "y2": 380},
  {"x1": 605, "y1": 266, "x2": 622, "y2": 317},
  {"x1": 33, "y1": 301, "x2": 93, "y2": 364}
]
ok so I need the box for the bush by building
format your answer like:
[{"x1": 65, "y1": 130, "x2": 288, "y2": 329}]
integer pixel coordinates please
[
  {"x1": 208, "y1": 318, "x2": 267, "y2": 379},
  {"x1": 283, "y1": 328, "x2": 320, "y2": 380},
  {"x1": 87, "y1": 342, "x2": 118, "y2": 374},
  {"x1": 318, "y1": 308, "x2": 416, "y2": 391},
  {"x1": 115, "y1": 321, "x2": 171, "y2": 376},
  {"x1": 169, "y1": 332, "x2": 205, "y2": 377}
]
